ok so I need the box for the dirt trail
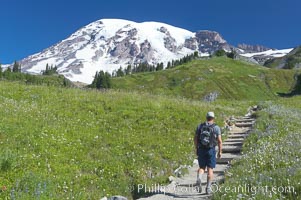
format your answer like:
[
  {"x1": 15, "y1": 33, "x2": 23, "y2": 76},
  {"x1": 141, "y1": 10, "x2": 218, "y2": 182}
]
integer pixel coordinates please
[{"x1": 137, "y1": 116, "x2": 256, "y2": 200}]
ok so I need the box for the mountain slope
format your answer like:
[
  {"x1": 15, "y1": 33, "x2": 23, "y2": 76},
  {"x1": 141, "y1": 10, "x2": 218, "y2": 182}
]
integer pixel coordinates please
[
  {"x1": 14, "y1": 19, "x2": 231, "y2": 84},
  {"x1": 112, "y1": 57, "x2": 296, "y2": 100},
  {"x1": 264, "y1": 46, "x2": 301, "y2": 69}
]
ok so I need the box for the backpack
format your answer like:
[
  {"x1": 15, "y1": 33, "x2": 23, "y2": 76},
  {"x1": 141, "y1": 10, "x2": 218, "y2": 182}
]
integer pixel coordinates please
[{"x1": 197, "y1": 123, "x2": 217, "y2": 148}]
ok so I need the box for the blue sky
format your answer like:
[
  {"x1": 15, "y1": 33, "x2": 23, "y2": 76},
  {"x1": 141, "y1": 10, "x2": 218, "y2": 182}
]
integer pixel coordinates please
[{"x1": 0, "y1": 0, "x2": 300, "y2": 64}]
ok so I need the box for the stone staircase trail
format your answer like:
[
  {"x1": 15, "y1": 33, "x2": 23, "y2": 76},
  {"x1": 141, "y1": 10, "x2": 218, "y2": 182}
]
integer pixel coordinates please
[{"x1": 137, "y1": 116, "x2": 255, "y2": 200}]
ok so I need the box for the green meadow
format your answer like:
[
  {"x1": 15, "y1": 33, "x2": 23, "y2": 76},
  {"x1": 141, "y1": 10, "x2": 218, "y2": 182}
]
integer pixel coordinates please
[{"x1": 0, "y1": 57, "x2": 300, "y2": 199}]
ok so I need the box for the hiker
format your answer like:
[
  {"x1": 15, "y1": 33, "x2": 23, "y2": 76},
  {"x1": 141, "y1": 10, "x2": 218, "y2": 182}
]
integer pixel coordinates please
[{"x1": 194, "y1": 111, "x2": 222, "y2": 194}]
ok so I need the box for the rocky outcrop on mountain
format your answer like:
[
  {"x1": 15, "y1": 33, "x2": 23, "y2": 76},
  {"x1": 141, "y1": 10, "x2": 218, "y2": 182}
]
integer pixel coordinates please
[
  {"x1": 184, "y1": 37, "x2": 198, "y2": 51},
  {"x1": 238, "y1": 43, "x2": 271, "y2": 53},
  {"x1": 159, "y1": 27, "x2": 177, "y2": 53},
  {"x1": 195, "y1": 31, "x2": 231, "y2": 53},
  {"x1": 137, "y1": 40, "x2": 154, "y2": 63},
  {"x1": 183, "y1": 30, "x2": 230, "y2": 54}
]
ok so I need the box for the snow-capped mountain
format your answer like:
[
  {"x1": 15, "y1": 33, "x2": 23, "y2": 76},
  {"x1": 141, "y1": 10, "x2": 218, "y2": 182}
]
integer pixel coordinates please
[
  {"x1": 8, "y1": 18, "x2": 293, "y2": 84},
  {"x1": 15, "y1": 19, "x2": 231, "y2": 84}
]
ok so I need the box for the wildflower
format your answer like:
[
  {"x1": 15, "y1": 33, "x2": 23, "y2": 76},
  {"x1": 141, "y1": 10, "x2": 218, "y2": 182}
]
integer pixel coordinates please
[{"x1": 1, "y1": 186, "x2": 7, "y2": 191}]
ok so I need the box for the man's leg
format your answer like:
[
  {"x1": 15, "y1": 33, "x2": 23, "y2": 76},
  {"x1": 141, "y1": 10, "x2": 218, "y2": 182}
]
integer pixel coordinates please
[
  {"x1": 196, "y1": 167, "x2": 205, "y2": 193},
  {"x1": 206, "y1": 167, "x2": 214, "y2": 193},
  {"x1": 197, "y1": 148, "x2": 210, "y2": 193},
  {"x1": 206, "y1": 148, "x2": 216, "y2": 194},
  {"x1": 197, "y1": 167, "x2": 205, "y2": 181}
]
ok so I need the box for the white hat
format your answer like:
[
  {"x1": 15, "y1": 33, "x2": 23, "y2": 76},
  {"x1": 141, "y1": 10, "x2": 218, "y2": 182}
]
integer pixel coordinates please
[{"x1": 206, "y1": 112, "x2": 215, "y2": 118}]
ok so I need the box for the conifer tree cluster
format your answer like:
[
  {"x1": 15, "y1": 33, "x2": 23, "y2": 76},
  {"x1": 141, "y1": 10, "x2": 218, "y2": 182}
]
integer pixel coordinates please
[
  {"x1": 0, "y1": 61, "x2": 70, "y2": 87},
  {"x1": 112, "y1": 62, "x2": 164, "y2": 77},
  {"x1": 112, "y1": 51, "x2": 199, "y2": 77},
  {"x1": 0, "y1": 61, "x2": 21, "y2": 77},
  {"x1": 166, "y1": 51, "x2": 199, "y2": 69},
  {"x1": 90, "y1": 70, "x2": 111, "y2": 89},
  {"x1": 42, "y1": 63, "x2": 58, "y2": 75}
]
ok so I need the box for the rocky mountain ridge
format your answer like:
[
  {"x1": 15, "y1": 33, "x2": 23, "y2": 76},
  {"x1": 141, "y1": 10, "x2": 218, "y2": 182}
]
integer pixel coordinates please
[{"x1": 237, "y1": 43, "x2": 272, "y2": 53}]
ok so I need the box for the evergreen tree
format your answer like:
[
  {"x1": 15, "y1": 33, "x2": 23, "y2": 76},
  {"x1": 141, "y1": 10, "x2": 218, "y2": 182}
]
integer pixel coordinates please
[
  {"x1": 125, "y1": 65, "x2": 132, "y2": 75},
  {"x1": 96, "y1": 71, "x2": 104, "y2": 89},
  {"x1": 166, "y1": 61, "x2": 171, "y2": 69},
  {"x1": 91, "y1": 71, "x2": 99, "y2": 87},
  {"x1": 193, "y1": 51, "x2": 199, "y2": 58},
  {"x1": 226, "y1": 51, "x2": 237, "y2": 59},
  {"x1": 214, "y1": 49, "x2": 226, "y2": 57},
  {"x1": 104, "y1": 72, "x2": 112, "y2": 88},
  {"x1": 171, "y1": 60, "x2": 175, "y2": 67},
  {"x1": 43, "y1": 63, "x2": 58, "y2": 75},
  {"x1": 116, "y1": 67, "x2": 125, "y2": 77},
  {"x1": 63, "y1": 77, "x2": 69, "y2": 87},
  {"x1": 155, "y1": 63, "x2": 160, "y2": 71},
  {"x1": 12, "y1": 61, "x2": 21, "y2": 73},
  {"x1": 91, "y1": 70, "x2": 111, "y2": 89},
  {"x1": 46, "y1": 63, "x2": 49, "y2": 72},
  {"x1": 156, "y1": 62, "x2": 164, "y2": 71}
]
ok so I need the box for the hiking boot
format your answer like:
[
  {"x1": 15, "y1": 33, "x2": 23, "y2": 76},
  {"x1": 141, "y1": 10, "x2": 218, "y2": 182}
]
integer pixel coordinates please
[
  {"x1": 206, "y1": 186, "x2": 212, "y2": 195},
  {"x1": 196, "y1": 179, "x2": 202, "y2": 193}
]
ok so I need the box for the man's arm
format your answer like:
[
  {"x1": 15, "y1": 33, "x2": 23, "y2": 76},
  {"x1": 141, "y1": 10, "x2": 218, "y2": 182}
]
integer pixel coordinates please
[
  {"x1": 217, "y1": 135, "x2": 222, "y2": 158},
  {"x1": 194, "y1": 134, "x2": 198, "y2": 155},
  {"x1": 194, "y1": 126, "x2": 199, "y2": 155}
]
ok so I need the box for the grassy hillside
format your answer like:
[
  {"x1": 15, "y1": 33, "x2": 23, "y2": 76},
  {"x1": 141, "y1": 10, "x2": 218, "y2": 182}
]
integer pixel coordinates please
[
  {"x1": 214, "y1": 96, "x2": 301, "y2": 199},
  {"x1": 112, "y1": 57, "x2": 296, "y2": 101},
  {"x1": 0, "y1": 81, "x2": 250, "y2": 199},
  {"x1": 1, "y1": 57, "x2": 300, "y2": 199}
]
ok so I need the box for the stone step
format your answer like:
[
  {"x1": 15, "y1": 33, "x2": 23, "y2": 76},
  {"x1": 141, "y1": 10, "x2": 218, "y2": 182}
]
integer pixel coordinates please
[
  {"x1": 235, "y1": 119, "x2": 255, "y2": 123},
  {"x1": 224, "y1": 138, "x2": 244, "y2": 143},
  {"x1": 227, "y1": 134, "x2": 247, "y2": 139},
  {"x1": 220, "y1": 153, "x2": 241, "y2": 158},
  {"x1": 213, "y1": 164, "x2": 228, "y2": 174},
  {"x1": 216, "y1": 157, "x2": 233, "y2": 164},
  {"x1": 222, "y1": 147, "x2": 242, "y2": 153},
  {"x1": 229, "y1": 131, "x2": 248, "y2": 134},
  {"x1": 241, "y1": 116, "x2": 253, "y2": 119},
  {"x1": 223, "y1": 141, "x2": 243, "y2": 146},
  {"x1": 235, "y1": 123, "x2": 254, "y2": 128},
  {"x1": 235, "y1": 119, "x2": 252, "y2": 123}
]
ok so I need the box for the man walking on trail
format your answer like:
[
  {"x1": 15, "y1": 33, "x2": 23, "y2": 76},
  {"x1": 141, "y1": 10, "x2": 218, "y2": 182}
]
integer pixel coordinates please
[{"x1": 194, "y1": 111, "x2": 222, "y2": 194}]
